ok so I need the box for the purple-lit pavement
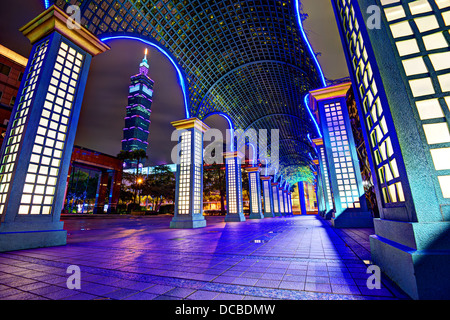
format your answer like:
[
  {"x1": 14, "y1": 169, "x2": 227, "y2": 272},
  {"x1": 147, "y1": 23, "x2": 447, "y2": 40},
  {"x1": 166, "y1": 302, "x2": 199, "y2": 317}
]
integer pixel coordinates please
[{"x1": 0, "y1": 215, "x2": 409, "y2": 300}]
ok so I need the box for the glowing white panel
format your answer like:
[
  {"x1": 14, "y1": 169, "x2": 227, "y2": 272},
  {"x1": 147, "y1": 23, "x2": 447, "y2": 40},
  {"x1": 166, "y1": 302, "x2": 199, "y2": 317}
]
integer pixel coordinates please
[
  {"x1": 408, "y1": 0, "x2": 432, "y2": 15},
  {"x1": 390, "y1": 21, "x2": 414, "y2": 38},
  {"x1": 438, "y1": 175, "x2": 450, "y2": 198},
  {"x1": 402, "y1": 57, "x2": 428, "y2": 76},
  {"x1": 409, "y1": 78, "x2": 435, "y2": 97},
  {"x1": 415, "y1": 99, "x2": 445, "y2": 120},
  {"x1": 436, "y1": 0, "x2": 450, "y2": 8},
  {"x1": 414, "y1": 15, "x2": 439, "y2": 33},
  {"x1": 423, "y1": 123, "x2": 450, "y2": 144},
  {"x1": 429, "y1": 52, "x2": 450, "y2": 71},
  {"x1": 380, "y1": 0, "x2": 400, "y2": 5},
  {"x1": 423, "y1": 33, "x2": 448, "y2": 51},
  {"x1": 384, "y1": 6, "x2": 406, "y2": 21},
  {"x1": 438, "y1": 74, "x2": 450, "y2": 92},
  {"x1": 430, "y1": 148, "x2": 450, "y2": 170},
  {"x1": 443, "y1": 11, "x2": 450, "y2": 26},
  {"x1": 396, "y1": 39, "x2": 420, "y2": 56}
]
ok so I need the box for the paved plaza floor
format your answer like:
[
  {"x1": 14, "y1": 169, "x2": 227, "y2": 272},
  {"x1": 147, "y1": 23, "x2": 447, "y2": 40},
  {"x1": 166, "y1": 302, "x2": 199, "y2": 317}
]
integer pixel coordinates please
[{"x1": 0, "y1": 214, "x2": 410, "y2": 300}]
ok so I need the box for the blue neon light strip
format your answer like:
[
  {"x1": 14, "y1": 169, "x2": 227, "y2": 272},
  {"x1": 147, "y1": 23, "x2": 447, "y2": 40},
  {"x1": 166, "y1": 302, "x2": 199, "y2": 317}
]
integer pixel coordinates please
[
  {"x1": 100, "y1": 35, "x2": 190, "y2": 119},
  {"x1": 44, "y1": 0, "x2": 50, "y2": 9},
  {"x1": 304, "y1": 93, "x2": 322, "y2": 138},
  {"x1": 295, "y1": 0, "x2": 326, "y2": 88}
]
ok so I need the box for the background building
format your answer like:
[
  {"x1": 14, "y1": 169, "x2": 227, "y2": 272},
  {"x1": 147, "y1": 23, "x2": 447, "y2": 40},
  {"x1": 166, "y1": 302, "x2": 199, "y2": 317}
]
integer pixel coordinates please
[
  {"x1": 122, "y1": 49, "x2": 154, "y2": 167},
  {"x1": 0, "y1": 44, "x2": 27, "y2": 146}
]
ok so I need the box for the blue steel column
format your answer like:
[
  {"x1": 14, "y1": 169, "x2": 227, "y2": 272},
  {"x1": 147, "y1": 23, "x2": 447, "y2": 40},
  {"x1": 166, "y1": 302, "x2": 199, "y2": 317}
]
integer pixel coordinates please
[
  {"x1": 224, "y1": 151, "x2": 245, "y2": 222},
  {"x1": 0, "y1": 6, "x2": 109, "y2": 252},
  {"x1": 271, "y1": 182, "x2": 281, "y2": 217},
  {"x1": 170, "y1": 118, "x2": 209, "y2": 229},
  {"x1": 261, "y1": 176, "x2": 274, "y2": 218},
  {"x1": 246, "y1": 167, "x2": 264, "y2": 219},
  {"x1": 298, "y1": 182, "x2": 307, "y2": 215},
  {"x1": 309, "y1": 86, "x2": 373, "y2": 228}
]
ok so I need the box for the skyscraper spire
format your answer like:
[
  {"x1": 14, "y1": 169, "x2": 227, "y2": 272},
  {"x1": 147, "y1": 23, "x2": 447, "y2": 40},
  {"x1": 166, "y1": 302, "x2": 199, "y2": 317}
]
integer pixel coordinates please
[{"x1": 139, "y1": 48, "x2": 149, "y2": 76}]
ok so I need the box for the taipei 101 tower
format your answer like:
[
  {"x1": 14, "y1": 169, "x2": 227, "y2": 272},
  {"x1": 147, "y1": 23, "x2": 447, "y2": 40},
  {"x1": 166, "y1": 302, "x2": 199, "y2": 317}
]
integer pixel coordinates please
[{"x1": 122, "y1": 49, "x2": 154, "y2": 167}]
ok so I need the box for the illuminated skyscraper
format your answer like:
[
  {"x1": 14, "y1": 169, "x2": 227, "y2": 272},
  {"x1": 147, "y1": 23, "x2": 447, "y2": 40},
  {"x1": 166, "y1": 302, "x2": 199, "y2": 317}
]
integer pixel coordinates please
[{"x1": 122, "y1": 49, "x2": 154, "y2": 162}]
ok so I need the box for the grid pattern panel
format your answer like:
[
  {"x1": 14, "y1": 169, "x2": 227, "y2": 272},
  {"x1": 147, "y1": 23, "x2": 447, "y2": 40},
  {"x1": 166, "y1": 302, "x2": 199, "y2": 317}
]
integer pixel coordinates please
[
  {"x1": 226, "y1": 158, "x2": 237, "y2": 213},
  {"x1": 378, "y1": 0, "x2": 450, "y2": 199},
  {"x1": 324, "y1": 102, "x2": 360, "y2": 209},
  {"x1": 193, "y1": 130, "x2": 202, "y2": 214},
  {"x1": 335, "y1": 0, "x2": 406, "y2": 205},
  {"x1": 0, "y1": 40, "x2": 49, "y2": 215},
  {"x1": 263, "y1": 180, "x2": 271, "y2": 212},
  {"x1": 249, "y1": 172, "x2": 259, "y2": 213},
  {"x1": 278, "y1": 189, "x2": 285, "y2": 213},
  {"x1": 320, "y1": 147, "x2": 333, "y2": 210},
  {"x1": 178, "y1": 130, "x2": 191, "y2": 214},
  {"x1": 272, "y1": 185, "x2": 279, "y2": 213},
  {"x1": 19, "y1": 42, "x2": 84, "y2": 215}
]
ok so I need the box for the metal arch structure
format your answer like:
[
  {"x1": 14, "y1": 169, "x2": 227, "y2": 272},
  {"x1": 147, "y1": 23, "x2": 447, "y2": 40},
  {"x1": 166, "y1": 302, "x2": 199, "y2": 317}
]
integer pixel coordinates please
[{"x1": 46, "y1": 0, "x2": 325, "y2": 182}]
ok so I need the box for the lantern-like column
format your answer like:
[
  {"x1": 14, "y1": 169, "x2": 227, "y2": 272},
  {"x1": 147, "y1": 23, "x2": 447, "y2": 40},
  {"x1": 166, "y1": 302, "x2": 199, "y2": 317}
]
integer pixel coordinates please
[
  {"x1": 261, "y1": 176, "x2": 274, "y2": 218},
  {"x1": 0, "y1": 6, "x2": 109, "y2": 252},
  {"x1": 271, "y1": 182, "x2": 281, "y2": 217},
  {"x1": 224, "y1": 151, "x2": 245, "y2": 222},
  {"x1": 170, "y1": 118, "x2": 209, "y2": 229},
  {"x1": 278, "y1": 185, "x2": 286, "y2": 216},
  {"x1": 246, "y1": 167, "x2": 264, "y2": 219}
]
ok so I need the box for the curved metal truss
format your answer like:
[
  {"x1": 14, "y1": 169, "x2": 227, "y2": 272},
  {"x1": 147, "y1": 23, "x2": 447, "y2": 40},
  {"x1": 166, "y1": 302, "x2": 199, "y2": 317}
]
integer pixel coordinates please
[{"x1": 47, "y1": 0, "x2": 324, "y2": 182}]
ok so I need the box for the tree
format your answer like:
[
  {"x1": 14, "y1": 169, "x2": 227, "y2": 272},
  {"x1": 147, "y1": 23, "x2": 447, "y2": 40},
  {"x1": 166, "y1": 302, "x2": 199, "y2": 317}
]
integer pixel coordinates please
[
  {"x1": 117, "y1": 149, "x2": 148, "y2": 205},
  {"x1": 141, "y1": 164, "x2": 175, "y2": 212},
  {"x1": 203, "y1": 162, "x2": 227, "y2": 215}
]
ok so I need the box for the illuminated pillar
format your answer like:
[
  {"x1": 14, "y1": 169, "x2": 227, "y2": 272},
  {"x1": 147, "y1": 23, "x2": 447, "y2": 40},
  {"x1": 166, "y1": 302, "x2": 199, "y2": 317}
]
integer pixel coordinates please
[
  {"x1": 283, "y1": 189, "x2": 290, "y2": 216},
  {"x1": 278, "y1": 185, "x2": 286, "y2": 216},
  {"x1": 0, "y1": 6, "x2": 109, "y2": 251},
  {"x1": 332, "y1": 0, "x2": 450, "y2": 299},
  {"x1": 271, "y1": 182, "x2": 281, "y2": 217},
  {"x1": 309, "y1": 84, "x2": 373, "y2": 228},
  {"x1": 170, "y1": 118, "x2": 209, "y2": 229},
  {"x1": 261, "y1": 176, "x2": 274, "y2": 218},
  {"x1": 288, "y1": 192, "x2": 293, "y2": 216},
  {"x1": 224, "y1": 151, "x2": 245, "y2": 222},
  {"x1": 313, "y1": 138, "x2": 334, "y2": 219},
  {"x1": 246, "y1": 167, "x2": 264, "y2": 219},
  {"x1": 298, "y1": 182, "x2": 307, "y2": 215}
]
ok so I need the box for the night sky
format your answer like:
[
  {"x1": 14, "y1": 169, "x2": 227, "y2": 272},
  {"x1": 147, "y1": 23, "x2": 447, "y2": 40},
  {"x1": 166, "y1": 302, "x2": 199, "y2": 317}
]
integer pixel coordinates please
[{"x1": 0, "y1": 0, "x2": 348, "y2": 166}]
